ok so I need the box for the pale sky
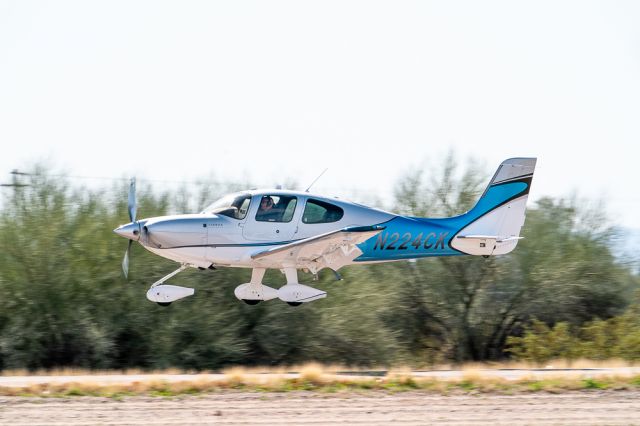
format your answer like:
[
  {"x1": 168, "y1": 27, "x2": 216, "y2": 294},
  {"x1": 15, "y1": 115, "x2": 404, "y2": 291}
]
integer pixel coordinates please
[{"x1": 1, "y1": 1, "x2": 639, "y2": 229}]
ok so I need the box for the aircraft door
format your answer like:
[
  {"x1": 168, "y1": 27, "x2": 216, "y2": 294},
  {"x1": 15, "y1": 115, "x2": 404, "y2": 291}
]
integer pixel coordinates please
[{"x1": 242, "y1": 194, "x2": 300, "y2": 241}]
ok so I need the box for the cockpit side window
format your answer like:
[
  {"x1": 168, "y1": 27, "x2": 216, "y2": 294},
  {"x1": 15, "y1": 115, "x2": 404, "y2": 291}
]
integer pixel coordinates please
[
  {"x1": 255, "y1": 195, "x2": 297, "y2": 222},
  {"x1": 235, "y1": 197, "x2": 251, "y2": 219},
  {"x1": 302, "y1": 199, "x2": 344, "y2": 224},
  {"x1": 204, "y1": 194, "x2": 251, "y2": 220}
]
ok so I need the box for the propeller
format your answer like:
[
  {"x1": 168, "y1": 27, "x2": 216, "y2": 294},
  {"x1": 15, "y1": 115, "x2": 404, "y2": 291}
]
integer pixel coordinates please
[
  {"x1": 123, "y1": 240, "x2": 133, "y2": 279},
  {"x1": 128, "y1": 177, "x2": 137, "y2": 223},
  {"x1": 122, "y1": 177, "x2": 136, "y2": 279}
]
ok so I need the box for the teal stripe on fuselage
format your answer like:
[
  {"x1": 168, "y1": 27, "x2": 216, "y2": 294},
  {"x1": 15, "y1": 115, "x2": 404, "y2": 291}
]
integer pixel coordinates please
[{"x1": 355, "y1": 181, "x2": 528, "y2": 261}]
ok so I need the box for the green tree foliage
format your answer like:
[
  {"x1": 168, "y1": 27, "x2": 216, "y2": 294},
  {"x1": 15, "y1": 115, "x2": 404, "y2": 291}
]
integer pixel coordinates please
[
  {"x1": 506, "y1": 320, "x2": 580, "y2": 365},
  {"x1": 0, "y1": 157, "x2": 637, "y2": 370},
  {"x1": 387, "y1": 153, "x2": 637, "y2": 363},
  {"x1": 507, "y1": 297, "x2": 640, "y2": 363}
]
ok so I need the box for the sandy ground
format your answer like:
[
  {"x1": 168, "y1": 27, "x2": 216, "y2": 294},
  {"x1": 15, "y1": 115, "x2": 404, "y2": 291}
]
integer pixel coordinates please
[{"x1": 1, "y1": 391, "x2": 640, "y2": 425}]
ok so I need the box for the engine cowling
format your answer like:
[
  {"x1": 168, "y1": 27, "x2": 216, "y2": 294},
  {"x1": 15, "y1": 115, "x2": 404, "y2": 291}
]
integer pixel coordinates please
[{"x1": 146, "y1": 285, "x2": 195, "y2": 303}]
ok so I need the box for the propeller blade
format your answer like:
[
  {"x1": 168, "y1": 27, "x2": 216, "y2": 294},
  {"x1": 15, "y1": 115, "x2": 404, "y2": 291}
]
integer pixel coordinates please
[
  {"x1": 127, "y1": 177, "x2": 137, "y2": 223},
  {"x1": 122, "y1": 239, "x2": 132, "y2": 279}
]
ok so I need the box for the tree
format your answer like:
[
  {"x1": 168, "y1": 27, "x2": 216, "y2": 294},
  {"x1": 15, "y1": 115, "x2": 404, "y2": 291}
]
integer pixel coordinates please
[
  {"x1": 0, "y1": 159, "x2": 636, "y2": 371},
  {"x1": 388, "y1": 154, "x2": 637, "y2": 363}
]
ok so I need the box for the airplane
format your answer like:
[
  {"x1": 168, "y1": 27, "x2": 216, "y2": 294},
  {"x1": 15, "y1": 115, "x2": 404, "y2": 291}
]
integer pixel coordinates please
[{"x1": 114, "y1": 158, "x2": 536, "y2": 307}]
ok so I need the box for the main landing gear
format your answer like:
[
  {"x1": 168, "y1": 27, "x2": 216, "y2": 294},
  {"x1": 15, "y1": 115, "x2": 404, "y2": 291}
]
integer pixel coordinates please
[{"x1": 234, "y1": 268, "x2": 327, "y2": 306}]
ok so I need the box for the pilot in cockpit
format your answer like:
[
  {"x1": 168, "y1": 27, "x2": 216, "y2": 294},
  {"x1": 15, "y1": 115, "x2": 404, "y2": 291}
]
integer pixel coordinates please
[{"x1": 256, "y1": 196, "x2": 279, "y2": 221}]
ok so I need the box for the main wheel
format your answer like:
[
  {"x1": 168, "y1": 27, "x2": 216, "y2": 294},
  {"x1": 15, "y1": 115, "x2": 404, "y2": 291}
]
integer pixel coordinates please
[
  {"x1": 157, "y1": 302, "x2": 172, "y2": 307},
  {"x1": 243, "y1": 299, "x2": 261, "y2": 305},
  {"x1": 287, "y1": 302, "x2": 302, "y2": 307}
]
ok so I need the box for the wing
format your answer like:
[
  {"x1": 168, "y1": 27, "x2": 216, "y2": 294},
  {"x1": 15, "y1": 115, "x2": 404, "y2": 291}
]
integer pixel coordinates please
[{"x1": 251, "y1": 225, "x2": 385, "y2": 272}]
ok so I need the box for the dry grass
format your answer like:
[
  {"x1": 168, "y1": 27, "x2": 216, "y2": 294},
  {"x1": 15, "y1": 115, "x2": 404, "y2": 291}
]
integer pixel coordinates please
[
  {"x1": 2, "y1": 361, "x2": 640, "y2": 397},
  {"x1": 299, "y1": 362, "x2": 329, "y2": 384},
  {"x1": 453, "y1": 358, "x2": 635, "y2": 371},
  {"x1": 1, "y1": 374, "x2": 639, "y2": 398}
]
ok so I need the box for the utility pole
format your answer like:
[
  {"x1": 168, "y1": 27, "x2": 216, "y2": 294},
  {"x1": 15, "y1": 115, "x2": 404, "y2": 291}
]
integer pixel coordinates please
[{"x1": 0, "y1": 170, "x2": 30, "y2": 187}]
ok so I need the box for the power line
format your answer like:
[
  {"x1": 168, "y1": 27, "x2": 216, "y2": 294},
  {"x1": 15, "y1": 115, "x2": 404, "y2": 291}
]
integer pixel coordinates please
[
  {"x1": 3, "y1": 170, "x2": 228, "y2": 186},
  {"x1": 10, "y1": 169, "x2": 29, "y2": 176},
  {"x1": 10, "y1": 170, "x2": 637, "y2": 207}
]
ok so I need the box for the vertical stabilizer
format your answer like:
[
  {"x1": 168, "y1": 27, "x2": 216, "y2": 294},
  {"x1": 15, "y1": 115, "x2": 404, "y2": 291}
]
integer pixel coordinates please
[{"x1": 451, "y1": 158, "x2": 536, "y2": 255}]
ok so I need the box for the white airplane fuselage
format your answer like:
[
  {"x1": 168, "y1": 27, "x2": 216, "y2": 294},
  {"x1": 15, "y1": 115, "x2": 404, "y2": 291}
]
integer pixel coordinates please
[
  {"x1": 113, "y1": 158, "x2": 536, "y2": 305},
  {"x1": 127, "y1": 190, "x2": 395, "y2": 270}
]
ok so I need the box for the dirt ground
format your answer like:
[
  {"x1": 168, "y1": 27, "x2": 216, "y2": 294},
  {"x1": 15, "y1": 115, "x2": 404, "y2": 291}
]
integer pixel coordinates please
[{"x1": 1, "y1": 391, "x2": 640, "y2": 425}]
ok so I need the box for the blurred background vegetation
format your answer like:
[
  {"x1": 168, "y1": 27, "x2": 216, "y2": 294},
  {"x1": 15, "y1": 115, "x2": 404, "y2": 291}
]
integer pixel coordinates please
[{"x1": 0, "y1": 154, "x2": 638, "y2": 371}]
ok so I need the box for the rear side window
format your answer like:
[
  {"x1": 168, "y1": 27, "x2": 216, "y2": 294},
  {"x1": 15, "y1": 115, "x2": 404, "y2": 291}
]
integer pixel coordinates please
[{"x1": 302, "y1": 199, "x2": 344, "y2": 224}]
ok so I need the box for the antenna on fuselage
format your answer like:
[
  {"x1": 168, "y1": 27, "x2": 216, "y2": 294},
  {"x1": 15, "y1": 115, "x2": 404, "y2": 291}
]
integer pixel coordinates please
[{"x1": 305, "y1": 168, "x2": 328, "y2": 193}]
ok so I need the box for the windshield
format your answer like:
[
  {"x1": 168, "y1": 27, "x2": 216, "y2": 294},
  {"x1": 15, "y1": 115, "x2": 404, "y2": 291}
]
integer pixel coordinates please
[{"x1": 202, "y1": 193, "x2": 251, "y2": 220}]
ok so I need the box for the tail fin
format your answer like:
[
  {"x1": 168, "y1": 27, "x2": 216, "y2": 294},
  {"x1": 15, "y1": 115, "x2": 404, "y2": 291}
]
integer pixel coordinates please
[{"x1": 451, "y1": 157, "x2": 537, "y2": 256}]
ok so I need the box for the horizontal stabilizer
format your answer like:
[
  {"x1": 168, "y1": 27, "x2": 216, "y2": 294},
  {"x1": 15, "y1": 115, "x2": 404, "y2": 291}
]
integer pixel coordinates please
[
  {"x1": 456, "y1": 235, "x2": 524, "y2": 243},
  {"x1": 454, "y1": 233, "x2": 525, "y2": 256}
]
